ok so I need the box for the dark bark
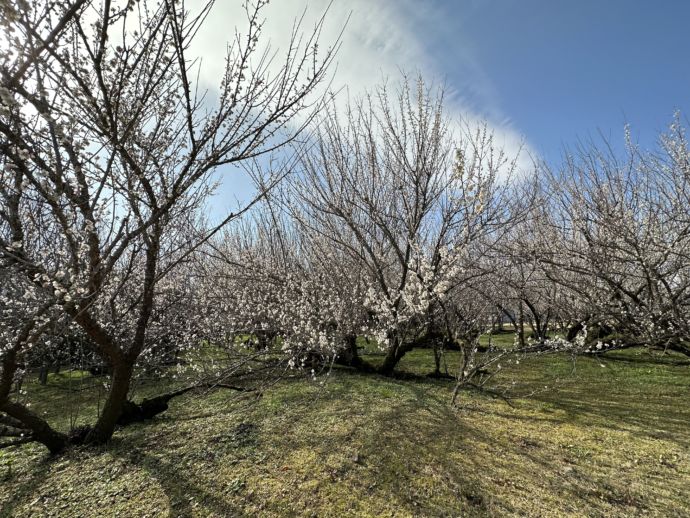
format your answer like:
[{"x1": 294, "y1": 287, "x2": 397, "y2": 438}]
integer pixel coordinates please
[
  {"x1": 433, "y1": 343, "x2": 442, "y2": 376},
  {"x1": 377, "y1": 331, "x2": 447, "y2": 375},
  {"x1": 378, "y1": 338, "x2": 410, "y2": 375},
  {"x1": 0, "y1": 436, "x2": 36, "y2": 449},
  {"x1": 88, "y1": 364, "x2": 112, "y2": 377},
  {"x1": 0, "y1": 425, "x2": 27, "y2": 437},
  {"x1": 566, "y1": 319, "x2": 613, "y2": 342},
  {"x1": 79, "y1": 230, "x2": 160, "y2": 445},
  {"x1": 254, "y1": 329, "x2": 278, "y2": 351},
  {"x1": 117, "y1": 393, "x2": 182, "y2": 425},
  {"x1": 117, "y1": 383, "x2": 252, "y2": 425},
  {"x1": 522, "y1": 298, "x2": 549, "y2": 340},
  {"x1": 334, "y1": 335, "x2": 376, "y2": 372},
  {"x1": 0, "y1": 401, "x2": 67, "y2": 454},
  {"x1": 38, "y1": 366, "x2": 49, "y2": 385},
  {"x1": 566, "y1": 321, "x2": 585, "y2": 341},
  {"x1": 84, "y1": 362, "x2": 133, "y2": 444},
  {"x1": 431, "y1": 335, "x2": 457, "y2": 377},
  {"x1": 1, "y1": 344, "x2": 68, "y2": 453},
  {"x1": 517, "y1": 301, "x2": 526, "y2": 348},
  {"x1": 673, "y1": 342, "x2": 690, "y2": 357},
  {"x1": 499, "y1": 306, "x2": 518, "y2": 329},
  {"x1": 0, "y1": 414, "x2": 26, "y2": 430}
]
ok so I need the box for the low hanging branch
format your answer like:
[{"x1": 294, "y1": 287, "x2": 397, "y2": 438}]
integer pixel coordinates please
[
  {"x1": 116, "y1": 382, "x2": 254, "y2": 426},
  {"x1": 0, "y1": 413, "x2": 34, "y2": 449},
  {"x1": 0, "y1": 425, "x2": 28, "y2": 437},
  {"x1": 0, "y1": 413, "x2": 28, "y2": 430}
]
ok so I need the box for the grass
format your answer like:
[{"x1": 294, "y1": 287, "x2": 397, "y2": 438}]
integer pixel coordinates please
[{"x1": 1, "y1": 345, "x2": 689, "y2": 517}]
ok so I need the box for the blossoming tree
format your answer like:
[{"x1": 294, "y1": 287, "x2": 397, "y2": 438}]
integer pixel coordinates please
[
  {"x1": 287, "y1": 77, "x2": 519, "y2": 375},
  {"x1": 0, "y1": 0, "x2": 336, "y2": 452}
]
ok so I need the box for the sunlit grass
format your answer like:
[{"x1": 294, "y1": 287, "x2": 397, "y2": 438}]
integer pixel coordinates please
[{"x1": 1, "y1": 346, "x2": 688, "y2": 517}]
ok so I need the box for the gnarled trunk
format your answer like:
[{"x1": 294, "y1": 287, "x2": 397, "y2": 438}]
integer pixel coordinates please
[
  {"x1": 335, "y1": 334, "x2": 375, "y2": 372},
  {"x1": 378, "y1": 336, "x2": 416, "y2": 375},
  {"x1": 1, "y1": 401, "x2": 67, "y2": 454},
  {"x1": 377, "y1": 331, "x2": 450, "y2": 375},
  {"x1": 85, "y1": 362, "x2": 133, "y2": 444},
  {"x1": 1, "y1": 346, "x2": 67, "y2": 453}
]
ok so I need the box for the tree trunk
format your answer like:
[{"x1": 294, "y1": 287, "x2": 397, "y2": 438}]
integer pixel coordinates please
[
  {"x1": 378, "y1": 336, "x2": 417, "y2": 375},
  {"x1": 518, "y1": 301, "x2": 526, "y2": 347},
  {"x1": 377, "y1": 331, "x2": 449, "y2": 375},
  {"x1": 334, "y1": 335, "x2": 376, "y2": 372},
  {"x1": 433, "y1": 343, "x2": 442, "y2": 376},
  {"x1": 1, "y1": 401, "x2": 67, "y2": 454},
  {"x1": 85, "y1": 362, "x2": 133, "y2": 444},
  {"x1": 1, "y1": 346, "x2": 67, "y2": 453},
  {"x1": 500, "y1": 307, "x2": 517, "y2": 330},
  {"x1": 672, "y1": 342, "x2": 690, "y2": 357},
  {"x1": 378, "y1": 347, "x2": 399, "y2": 375},
  {"x1": 451, "y1": 381, "x2": 462, "y2": 406},
  {"x1": 38, "y1": 366, "x2": 49, "y2": 385}
]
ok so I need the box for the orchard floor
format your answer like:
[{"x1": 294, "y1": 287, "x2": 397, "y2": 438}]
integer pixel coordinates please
[{"x1": 1, "y1": 346, "x2": 689, "y2": 517}]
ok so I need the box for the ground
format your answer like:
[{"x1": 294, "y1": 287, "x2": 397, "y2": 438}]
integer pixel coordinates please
[{"x1": 1, "y1": 343, "x2": 689, "y2": 517}]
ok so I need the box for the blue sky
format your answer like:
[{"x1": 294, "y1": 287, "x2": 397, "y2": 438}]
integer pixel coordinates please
[
  {"x1": 427, "y1": 0, "x2": 690, "y2": 161},
  {"x1": 196, "y1": 0, "x2": 690, "y2": 215}
]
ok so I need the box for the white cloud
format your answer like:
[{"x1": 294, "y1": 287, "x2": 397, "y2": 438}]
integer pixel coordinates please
[
  {"x1": 188, "y1": 0, "x2": 428, "y2": 102},
  {"x1": 185, "y1": 0, "x2": 535, "y2": 211}
]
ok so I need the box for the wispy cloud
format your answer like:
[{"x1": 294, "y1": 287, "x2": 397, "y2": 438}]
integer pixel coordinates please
[{"x1": 187, "y1": 0, "x2": 534, "y2": 211}]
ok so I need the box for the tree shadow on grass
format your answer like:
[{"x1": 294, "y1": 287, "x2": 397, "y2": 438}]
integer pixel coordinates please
[
  {"x1": 0, "y1": 447, "x2": 55, "y2": 518},
  {"x1": 105, "y1": 404, "x2": 264, "y2": 518},
  {"x1": 526, "y1": 378, "x2": 690, "y2": 447},
  {"x1": 598, "y1": 354, "x2": 690, "y2": 367},
  {"x1": 358, "y1": 381, "x2": 665, "y2": 515},
  {"x1": 250, "y1": 368, "x2": 683, "y2": 516},
  {"x1": 112, "y1": 446, "x2": 248, "y2": 518},
  {"x1": 5, "y1": 356, "x2": 688, "y2": 517}
]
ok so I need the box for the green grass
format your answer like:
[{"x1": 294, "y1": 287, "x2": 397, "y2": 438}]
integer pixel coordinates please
[{"x1": 1, "y1": 346, "x2": 689, "y2": 517}]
